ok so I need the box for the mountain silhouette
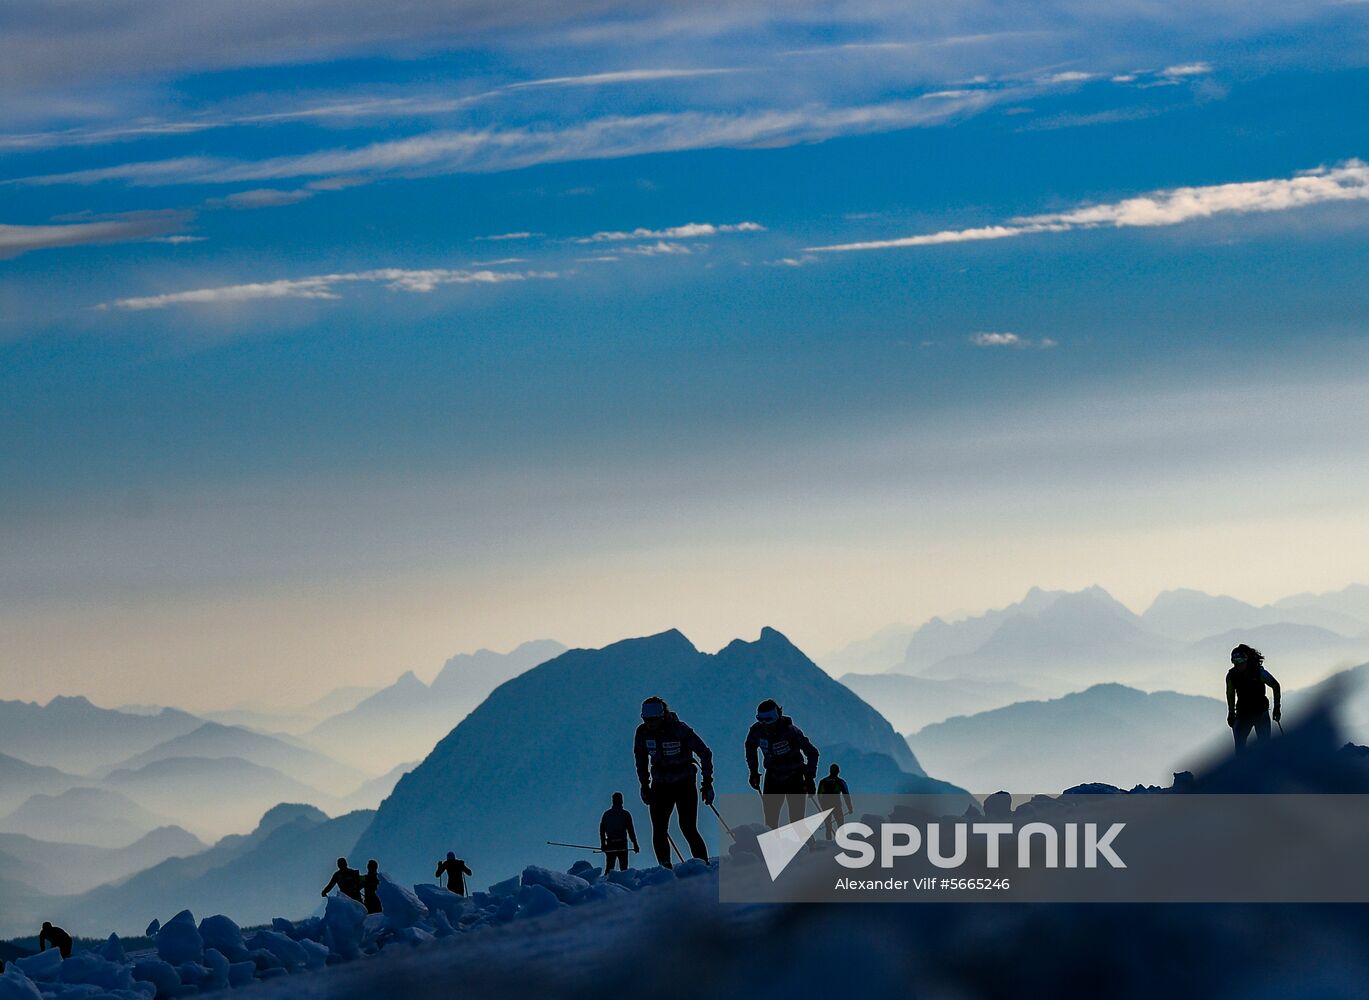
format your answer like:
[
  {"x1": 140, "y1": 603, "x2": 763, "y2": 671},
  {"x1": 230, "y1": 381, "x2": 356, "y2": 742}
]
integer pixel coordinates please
[
  {"x1": 0, "y1": 825, "x2": 204, "y2": 897},
  {"x1": 307, "y1": 640, "x2": 566, "y2": 770},
  {"x1": 839, "y1": 673, "x2": 1043, "y2": 734},
  {"x1": 0, "y1": 696, "x2": 202, "y2": 775},
  {"x1": 100, "y1": 721, "x2": 369, "y2": 797},
  {"x1": 8, "y1": 803, "x2": 374, "y2": 937},
  {"x1": 102, "y1": 756, "x2": 328, "y2": 842},
  {"x1": 0, "y1": 786, "x2": 174, "y2": 848},
  {"x1": 353, "y1": 627, "x2": 927, "y2": 884},
  {"x1": 0, "y1": 752, "x2": 78, "y2": 814},
  {"x1": 906, "y1": 683, "x2": 1225, "y2": 793}
]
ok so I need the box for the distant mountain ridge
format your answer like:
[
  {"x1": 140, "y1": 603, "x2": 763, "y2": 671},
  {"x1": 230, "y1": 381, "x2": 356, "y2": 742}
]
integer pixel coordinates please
[
  {"x1": 0, "y1": 696, "x2": 203, "y2": 775},
  {"x1": 306, "y1": 639, "x2": 567, "y2": 770}
]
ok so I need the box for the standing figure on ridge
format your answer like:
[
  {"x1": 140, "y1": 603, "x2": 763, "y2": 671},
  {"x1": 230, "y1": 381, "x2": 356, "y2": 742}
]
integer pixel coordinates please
[
  {"x1": 1226, "y1": 644, "x2": 1281, "y2": 753},
  {"x1": 320, "y1": 857, "x2": 363, "y2": 902},
  {"x1": 746, "y1": 699, "x2": 820, "y2": 830},
  {"x1": 634, "y1": 696, "x2": 713, "y2": 868},
  {"x1": 361, "y1": 859, "x2": 383, "y2": 914},
  {"x1": 600, "y1": 791, "x2": 641, "y2": 874},
  {"x1": 435, "y1": 852, "x2": 473, "y2": 895},
  {"x1": 817, "y1": 763, "x2": 853, "y2": 838},
  {"x1": 38, "y1": 922, "x2": 72, "y2": 959}
]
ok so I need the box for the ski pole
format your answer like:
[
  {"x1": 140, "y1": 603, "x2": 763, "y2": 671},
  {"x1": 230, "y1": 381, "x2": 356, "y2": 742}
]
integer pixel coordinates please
[
  {"x1": 546, "y1": 841, "x2": 606, "y2": 853},
  {"x1": 1276, "y1": 719, "x2": 1285, "y2": 737},
  {"x1": 706, "y1": 800, "x2": 736, "y2": 841},
  {"x1": 666, "y1": 832, "x2": 685, "y2": 864}
]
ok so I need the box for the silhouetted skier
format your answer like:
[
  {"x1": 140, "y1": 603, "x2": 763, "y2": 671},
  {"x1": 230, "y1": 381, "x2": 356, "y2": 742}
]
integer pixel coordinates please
[
  {"x1": 634, "y1": 696, "x2": 713, "y2": 868},
  {"x1": 362, "y1": 859, "x2": 383, "y2": 914},
  {"x1": 817, "y1": 763, "x2": 853, "y2": 838},
  {"x1": 600, "y1": 791, "x2": 640, "y2": 874},
  {"x1": 320, "y1": 857, "x2": 363, "y2": 902},
  {"x1": 1226, "y1": 644, "x2": 1281, "y2": 753},
  {"x1": 435, "y1": 852, "x2": 472, "y2": 896},
  {"x1": 38, "y1": 922, "x2": 72, "y2": 959},
  {"x1": 746, "y1": 699, "x2": 819, "y2": 830}
]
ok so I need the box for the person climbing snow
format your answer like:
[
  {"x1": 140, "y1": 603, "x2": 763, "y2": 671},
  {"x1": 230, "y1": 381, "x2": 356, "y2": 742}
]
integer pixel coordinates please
[
  {"x1": 361, "y1": 859, "x2": 383, "y2": 914},
  {"x1": 634, "y1": 696, "x2": 713, "y2": 868},
  {"x1": 599, "y1": 791, "x2": 640, "y2": 874},
  {"x1": 320, "y1": 857, "x2": 363, "y2": 902},
  {"x1": 1226, "y1": 643, "x2": 1281, "y2": 753},
  {"x1": 817, "y1": 763, "x2": 853, "y2": 838},
  {"x1": 746, "y1": 699, "x2": 819, "y2": 830},
  {"x1": 38, "y1": 922, "x2": 72, "y2": 959},
  {"x1": 435, "y1": 852, "x2": 473, "y2": 895}
]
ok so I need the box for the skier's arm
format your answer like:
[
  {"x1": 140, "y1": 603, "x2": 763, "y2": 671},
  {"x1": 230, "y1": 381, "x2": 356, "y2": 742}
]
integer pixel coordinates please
[
  {"x1": 627, "y1": 813, "x2": 639, "y2": 850},
  {"x1": 321, "y1": 873, "x2": 339, "y2": 896},
  {"x1": 688, "y1": 726, "x2": 714, "y2": 783},
  {"x1": 599, "y1": 813, "x2": 608, "y2": 845},
  {"x1": 461, "y1": 862, "x2": 472, "y2": 877},
  {"x1": 633, "y1": 728, "x2": 650, "y2": 788},
  {"x1": 1225, "y1": 673, "x2": 1237, "y2": 722},
  {"x1": 841, "y1": 778, "x2": 853, "y2": 812},
  {"x1": 745, "y1": 729, "x2": 759, "y2": 781},
  {"x1": 1265, "y1": 670, "x2": 1281, "y2": 717},
  {"x1": 795, "y1": 727, "x2": 819, "y2": 779}
]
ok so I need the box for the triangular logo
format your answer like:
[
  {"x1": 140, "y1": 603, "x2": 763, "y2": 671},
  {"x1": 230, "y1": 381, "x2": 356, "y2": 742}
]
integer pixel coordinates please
[{"x1": 757, "y1": 809, "x2": 833, "y2": 881}]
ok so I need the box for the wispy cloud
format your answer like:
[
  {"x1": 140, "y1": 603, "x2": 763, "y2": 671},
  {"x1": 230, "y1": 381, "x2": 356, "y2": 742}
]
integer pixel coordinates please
[
  {"x1": 99, "y1": 267, "x2": 556, "y2": 310},
  {"x1": 575, "y1": 220, "x2": 764, "y2": 243},
  {"x1": 619, "y1": 241, "x2": 693, "y2": 256},
  {"x1": 207, "y1": 187, "x2": 314, "y2": 209},
  {"x1": 0, "y1": 212, "x2": 190, "y2": 258},
  {"x1": 970, "y1": 331, "x2": 1057, "y2": 348},
  {"x1": 475, "y1": 231, "x2": 542, "y2": 241},
  {"x1": 506, "y1": 68, "x2": 739, "y2": 89},
  {"x1": 807, "y1": 160, "x2": 1369, "y2": 252},
  {"x1": 13, "y1": 94, "x2": 1000, "y2": 189}
]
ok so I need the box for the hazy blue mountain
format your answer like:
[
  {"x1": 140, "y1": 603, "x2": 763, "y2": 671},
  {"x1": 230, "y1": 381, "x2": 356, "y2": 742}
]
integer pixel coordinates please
[
  {"x1": 0, "y1": 752, "x2": 79, "y2": 814},
  {"x1": 306, "y1": 640, "x2": 566, "y2": 771},
  {"x1": 896, "y1": 587, "x2": 1067, "y2": 673},
  {"x1": 205, "y1": 684, "x2": 380, "y2": 735},
  {"x1": 1142, "y1": 589, "x2": 1278, "y2": 641},
  {"x1": 819, "y1": 623, "x2": 920, "y2": 676},
  {"x1": 917, "y1": 587, "x2": 1178, "y2": 685},
  {"x1": 0, "y1": 696, "x2": 202, "y2": 775},
  {"x1": 0, "y1": 786, "x2": 174, "y2": 848},
  {"x1": 0, "y1": 825, "x2": 205, "y2": 896},
  {"x1": 907, "y1": 683, "x2": 1226, "y2": 793},
  {"x1": 353, "y1": 627, "x2": 934, "y2": 885},
  {"x1": 336, "y1": 760, "x2": 416, "y2": 812},
  {"x1": 102, "y1": 756, "x2": 328, "y2": 842},
  {"x1": 100, "y1": 721, "x2": 369, "y2": 796},
  {"x1": 1272, "y1": 583, "x2": 1369, "y2": 634},
  {"x1": 839, "y1": 673, "x2": 1044, "y2": 734},
  {"x1": 10, "y1": 803, "x2": 374, "y2": 937}
]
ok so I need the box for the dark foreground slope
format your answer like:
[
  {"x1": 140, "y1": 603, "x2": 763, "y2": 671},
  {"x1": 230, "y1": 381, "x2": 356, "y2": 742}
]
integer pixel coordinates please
[{"x1": 354, "y1": 628, "x2": 937, "y2": 884}]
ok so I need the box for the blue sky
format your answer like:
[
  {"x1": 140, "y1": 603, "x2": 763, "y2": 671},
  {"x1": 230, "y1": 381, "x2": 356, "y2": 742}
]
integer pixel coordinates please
[{"x1": 4, "y1": 1, "x2": 1369, "y2": 707}]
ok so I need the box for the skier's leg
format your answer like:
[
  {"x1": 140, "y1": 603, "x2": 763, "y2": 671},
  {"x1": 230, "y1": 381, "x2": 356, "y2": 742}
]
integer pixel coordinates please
[
  {"x1": 676, "y1": 782, "x2": 709, "y2": 860},
  {"x1": 648, "y1": 786, "x2": 674, "y2": 866}
]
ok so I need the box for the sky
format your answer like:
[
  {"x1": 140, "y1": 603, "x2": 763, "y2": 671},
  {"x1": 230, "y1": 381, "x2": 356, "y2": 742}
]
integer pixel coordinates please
[{"x1": 4, "y1": 0, "x2": 1369, "y2": 709}]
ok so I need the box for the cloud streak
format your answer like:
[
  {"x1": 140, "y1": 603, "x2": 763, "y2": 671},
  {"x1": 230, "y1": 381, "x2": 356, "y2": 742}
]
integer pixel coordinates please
[
  {"x1": 575, "y1": 220, "x2": 764, "y2": 242},
  {"x1": 100, "y1": 267, "x2": 555, "y2": 310},
  {"x1": 0, "y1": 212, "x2": 190, "y2": 258},
  {"x1": 13, "y1": 93, "x2": 1000, "y2": 188},
  {"x1": 807, "y1": 160, "x2": 1369, "y2": 252}
]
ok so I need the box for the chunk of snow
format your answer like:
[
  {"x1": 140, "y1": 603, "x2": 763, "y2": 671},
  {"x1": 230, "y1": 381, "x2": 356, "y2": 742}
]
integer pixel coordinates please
[{"x1": 155, "y1": 910, "x2": 203, "y2": 966}]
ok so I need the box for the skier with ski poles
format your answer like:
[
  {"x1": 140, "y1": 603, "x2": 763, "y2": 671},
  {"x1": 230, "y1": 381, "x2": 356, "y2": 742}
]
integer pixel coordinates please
[
  {"x1": 599, "y1": 791, "x2": 641, "y2": 874},
  {"x1": 434, "y1": 852, "x2": 473, "y2": 896},
  {"x1": 1226, "y1": 644, "x2": 1281, "y2": 754},
  {"x1": 634, "y1": 696, "x2": 714, "y2": 868},
  {"x1": 746, "y1": 699, "x2": 820, "y2": 830}
]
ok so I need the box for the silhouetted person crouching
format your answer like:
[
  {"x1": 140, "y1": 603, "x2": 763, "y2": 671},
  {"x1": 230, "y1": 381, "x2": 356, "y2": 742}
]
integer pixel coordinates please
[
  {"x1": 39, "y1": 922, "x2": 72, "y2": 959},
  {"x1": 320, "y1": 857, "x2": 363, "y2": 902}
]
